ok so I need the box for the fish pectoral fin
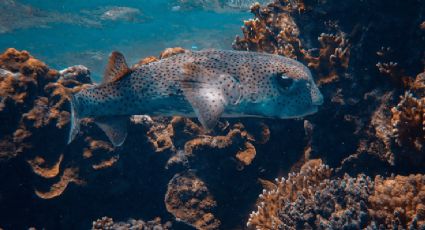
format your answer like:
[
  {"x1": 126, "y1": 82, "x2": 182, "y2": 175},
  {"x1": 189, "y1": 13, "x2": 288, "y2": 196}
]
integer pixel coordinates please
[
  {"x1": 103, "y1": 51, "x2": 132, "y2": 83},
  {"x1": 95, "y1": 116, "x2": 128, "y2": 147},
  {"x1": 183, "y1": 85, "x2": 226, "y2": 130},
  {"x1": 181, "y1": 63, "x2": 241, "y2": 130}
]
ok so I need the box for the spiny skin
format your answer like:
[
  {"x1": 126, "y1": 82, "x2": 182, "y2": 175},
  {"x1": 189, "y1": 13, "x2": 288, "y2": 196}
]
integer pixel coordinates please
[{"x1": 74, "y1": 50, "x2": 323, "y2": 122}]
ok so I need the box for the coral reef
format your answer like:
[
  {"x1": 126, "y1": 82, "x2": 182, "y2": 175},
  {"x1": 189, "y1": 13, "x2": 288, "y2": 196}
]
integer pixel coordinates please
[
  {"x1": 0, "y1": 48, "x2": 121, "y2": 202},
  {"x1": 233, "y1": 1, "x2": 349, "y2": 85},
  {"x1": 165, "y1": 171, "x2": 220, "y2": 229},
  {"x1": 92, "y1": 216, "x2": 172, "y2": 230},
  {"x1": 146, "y1": 116, "x2": 270, "y2": 169},
  {"x1": 34, "y1": 167, "x2": 85, "y2": 199},
  {"x1": 1, "y1": 0, "x2": 425, "y2": 227},
  {"x1": 247, "y1": 160, "x2": 373, "y2": 229},
  {"x1": 369, "y1": 174, "x2": 425, "y2": 229},
  {"x1": 247, "y1": 160, "x2": 425, "y2": 230},
  {"x1": 390, "y1": 70, "x2": 425, "y2": 167},
  {"x1": 391, "y1": 92, "x2": 424, "y2": 153}
]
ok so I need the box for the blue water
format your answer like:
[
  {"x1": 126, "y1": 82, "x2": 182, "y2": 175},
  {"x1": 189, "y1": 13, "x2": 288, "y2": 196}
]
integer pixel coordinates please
[{"x1": 0, "y1": 0, "x2": 250, "y2": 81}]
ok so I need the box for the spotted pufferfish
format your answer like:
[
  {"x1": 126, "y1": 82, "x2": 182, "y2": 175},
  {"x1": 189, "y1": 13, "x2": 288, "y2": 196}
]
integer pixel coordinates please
[{"x1": 68, "y1": 49, "x2": 324, "y2": 146}]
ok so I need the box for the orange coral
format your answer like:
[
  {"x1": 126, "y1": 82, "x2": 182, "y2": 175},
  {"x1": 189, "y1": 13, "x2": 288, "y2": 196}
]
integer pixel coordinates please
[
  {"x1": 0, "y1": 48, "x2": 121, "y2": 199},
  {"x1": 247, "y1": 159, "x2": 332, "y2": 229},
  {"x1": 391, "y1": 92, "x2": 424, "y2": 152},
  {"x1": 34, "y1": 167, "x2": 85, "y2": 199},
  {"x1": 146, "y1": 117, "x2": 269, "y2": 168},
  {"x1": 164, "y1": 171, "x2": 220, "y2": 230},
  {"x1": 369, "y1": 174, "x2": 425, "y2": 228},
  {"x1": 233, "y1": 1, "x2": 350, "y2": 86},
  {"x1": 27, "y1": 154, "x2": 63, "y2": 179},
  {"x1": 159, "y1": 47, "x2": 186, "y2": 59},
  {"x1": 310, "y1": 33, "x2": 351, "y2": 85}
]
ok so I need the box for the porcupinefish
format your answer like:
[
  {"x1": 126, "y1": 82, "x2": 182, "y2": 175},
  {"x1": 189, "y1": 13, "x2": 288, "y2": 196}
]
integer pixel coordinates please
[{"x1": 68, "y1": 49, "x2": 323, "y2": 146}]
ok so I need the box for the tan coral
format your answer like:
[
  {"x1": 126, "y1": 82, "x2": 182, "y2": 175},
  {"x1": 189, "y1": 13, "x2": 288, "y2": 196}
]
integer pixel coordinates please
[
  {"x1": 92, "y1": 156, "x2": 119, "y2": 170},
  {"x1": 311, "y1": 33, "x2": 351, "y2": 85},
  {"x1": 27, "y1": 154, "x2": 63, "y2": 179},
  {"x1": 247, "y1": 159, "x2": 332, "y2": 229},
  {"x1": 391, "y1": 91, "x2": 425, "y2": 152},
  {"x1": 369, "y1": 174, "x2": 425, "y2": 228},
  {"x1": 0, "y1": 48, "x2": 50, "y2": 78},
  {"x1": 35, "y1": 167, "x2": 85, "y2": 199},
  {"x1": 182, "y1": 122, "x2": 269, "y2": 167},
  {"x1": 233, "y1": 1, "x2": 350, "y2": 86},
  {"x1": 165, "y1": 171, "x2": 220, "y2": 230}
]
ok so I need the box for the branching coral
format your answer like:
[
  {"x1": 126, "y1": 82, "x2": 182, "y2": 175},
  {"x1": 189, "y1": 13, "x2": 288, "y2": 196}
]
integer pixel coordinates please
[
  {"x1": 310, "y1": 33, "x2": 351, "y2": 85},
  {"x1": 389, "y1": 70, "x2": 425, "y2": 167},
  {"x1": 164, "y1": 171, "x2": 220, "y2": 230},
  {"x1": 92, "y1": 216, "x2": 172, "y2": 230},
  {"x1": 248, "y1": 159, "x2": 425, "y2": 229},
  {"x1": 247, "y1": 160, "x2": 373, "y2": 230},
  {"x1": 233, "y1": 1, "x2": 350, "y2": 85},
  {"x1": 369, "y1": 174, "x2": 425, "y2": 229},
  {"x1": 391, "y1": 92, "x2": 425, "y2": 152}
]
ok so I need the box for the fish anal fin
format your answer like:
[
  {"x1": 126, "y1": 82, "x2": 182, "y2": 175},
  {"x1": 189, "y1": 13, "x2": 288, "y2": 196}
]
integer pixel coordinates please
[
  {"x1": 95, "y1": 116, "x2": 128, "y2": 147},
  {"x1": 104, "y1": 51, "x2": 131, "y2": 83}
]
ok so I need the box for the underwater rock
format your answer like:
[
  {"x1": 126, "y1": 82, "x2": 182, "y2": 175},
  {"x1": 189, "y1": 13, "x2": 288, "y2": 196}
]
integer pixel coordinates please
[
  {"x1": 80, "y1": 6, "x2": 147, "y2": 23},
  {"x1": 100, "y1": 7, "x2": 141, "y2": 22},
  {"x1": 164, "y1": 171, "x2": 220, "y2": 230},
  {"x1": 92, "y1": 216, "x2": 172, "y2": 230}
]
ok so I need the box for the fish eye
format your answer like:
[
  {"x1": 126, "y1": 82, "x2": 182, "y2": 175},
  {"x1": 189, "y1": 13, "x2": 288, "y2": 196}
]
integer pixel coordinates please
[{"x1": 276, "y1": 73, "x2": 294, "y2": 90}]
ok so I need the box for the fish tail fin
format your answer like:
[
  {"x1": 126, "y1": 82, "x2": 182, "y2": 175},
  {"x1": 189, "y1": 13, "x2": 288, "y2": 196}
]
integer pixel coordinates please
[{"x1": 68, "y1": 94, "x2": 81, "y2": 144}]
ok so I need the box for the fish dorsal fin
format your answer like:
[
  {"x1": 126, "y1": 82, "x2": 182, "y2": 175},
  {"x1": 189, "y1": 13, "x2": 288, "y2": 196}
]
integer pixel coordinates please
[
  {"x1": 95, "y1": 116, "x2": 128, "y2": 147},
  {"x1": 180, "y1": 62, "x2": 241, "y2": 130},
  {"x1": 103, "y1": 51, "x2": 131, "y2": 83}
]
